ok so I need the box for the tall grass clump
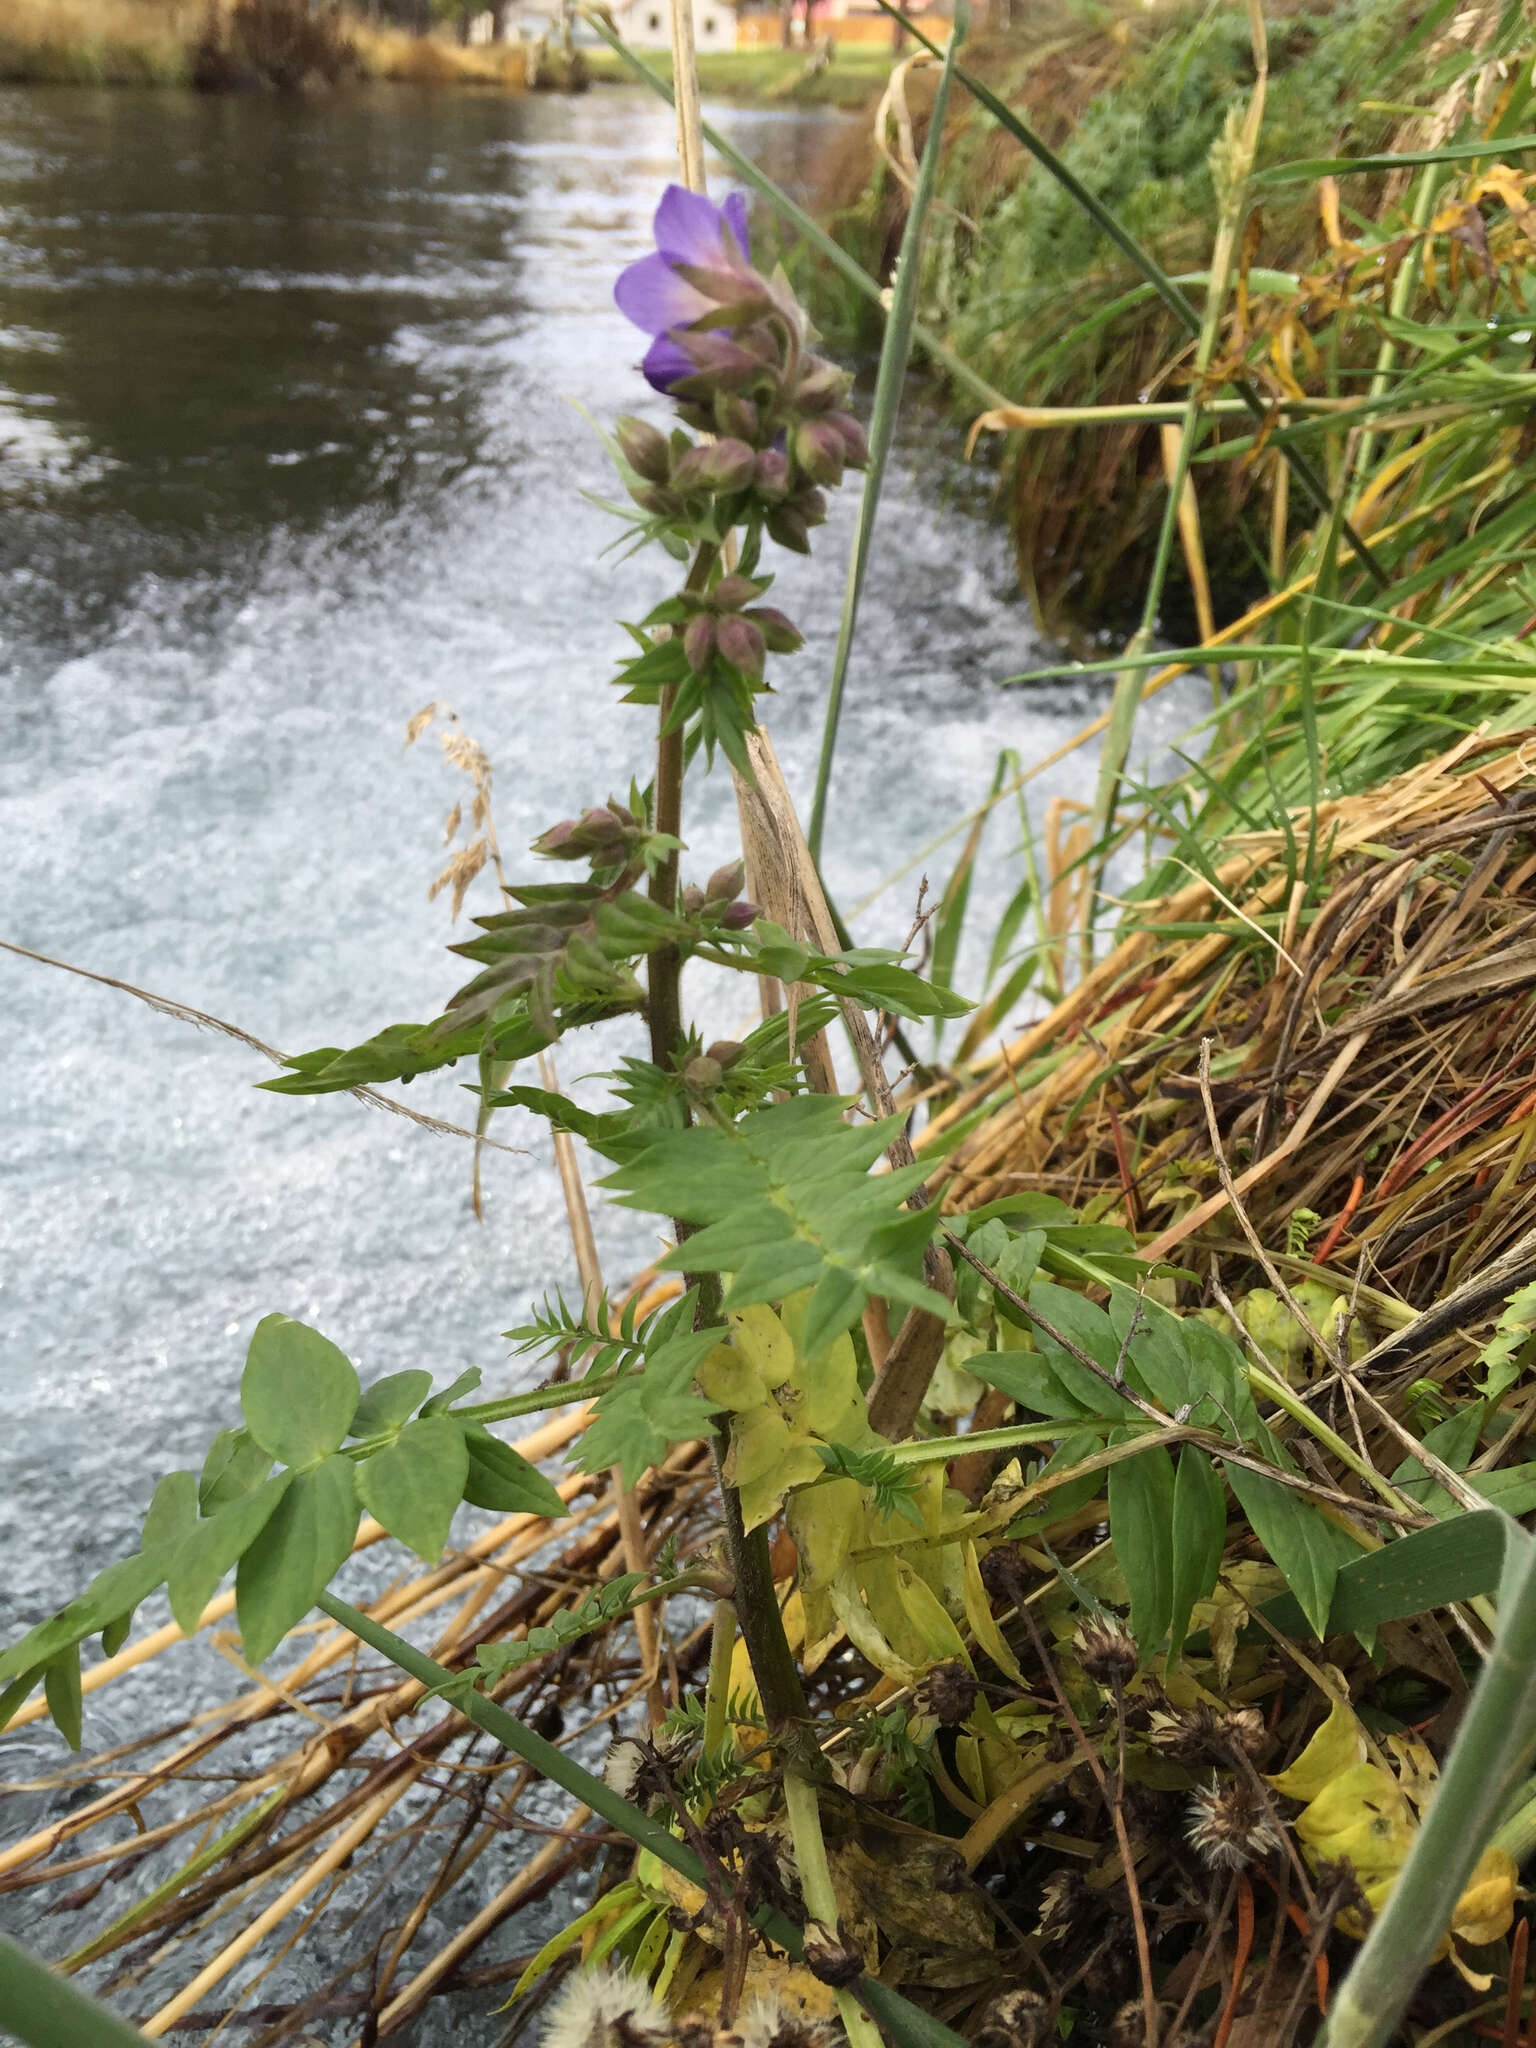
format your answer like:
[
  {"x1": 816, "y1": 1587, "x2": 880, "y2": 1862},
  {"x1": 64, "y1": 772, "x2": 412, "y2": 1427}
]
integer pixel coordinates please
[{"x1": 0, "y1": 0, "x2": 195, "y2": 83}]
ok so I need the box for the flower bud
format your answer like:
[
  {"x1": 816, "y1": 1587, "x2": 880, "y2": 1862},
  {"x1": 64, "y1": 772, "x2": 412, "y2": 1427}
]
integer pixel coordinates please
[
  {"x1": 766, "y1": 504, "x2": 810, "y2": 554},
  {"x1": 826, "y1": 410, "x2": 870, "y2": 468},
  {"x1": 710, "y1": 573, "x2": 760, "y2": 613},
  {"x1": 699, "y1": 437, "x2": 757, "y2": 492},
  {"x1": 705, "y1": 1039, "x2": 744, "y2": 1069},
  {"x1": 681, "y1": 883, "x2": 706, "y2": 914},
  {"x1": 705, "y1": 859, "x2": 745, "y2": 904},
  {"x1": 683, "y1": 613, "x2": 717, "y2": 674},
  {"x1": 615, "y1": 415, "x2": 672, "y2": 484},
  {"x1": 794, "y1": 360, "x2": 847, "y2": 413},
  {"x1": 631, "y1": 483, "x2": 679, "y2": 518},
  {"x1": 531, "y1": 817, "x2": 579, "y2": 858},
  {"x1": 797, "y1": 486, "x2": 828, "y2": 526},
  {"x1": 753, "y1": 447, "x2": 790, "y2": 501},
  {"x1": 715, "y1": 613, "x2": 766, "y2": 679},
  {"x1": 673, "y1": 331, "x2": 764, "y2": 389},
  {"x1": 746, "y1": 605, "x2": 802, "y2": 654},
  {"x1": 713, "y1": 393, "x2": 760, "y2": 444},
  {"x1": 794, "y1": 419, "x2": 845, "y2": 487},
  {"x1": 683, "y1": 1054, "x2": 724, "y2": 1093},
  {"x1": 719, "y1": 899, "x2": 760, "y2": 930}
]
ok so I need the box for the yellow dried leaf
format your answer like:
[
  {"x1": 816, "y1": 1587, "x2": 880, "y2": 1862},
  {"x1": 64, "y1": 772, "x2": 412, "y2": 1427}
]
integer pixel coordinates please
[
  {"x1": 729, "y1": 1303, "x2": 796, "y2": 1390},
  {"x1": 1268, "y1": 1693, "x2": 1366, "y2": 1802},
  {"x1": 1293, "y1": 1763, "x2": 1415, "y2": 1879},
  {"x1": 1451, "y1": 1847, "x2": 1518, "y2": 1948}
]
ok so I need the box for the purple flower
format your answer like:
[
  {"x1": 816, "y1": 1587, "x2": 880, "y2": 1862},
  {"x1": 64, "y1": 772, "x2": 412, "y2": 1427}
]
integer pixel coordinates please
[{"x1": 615, "y1": 185, "x2": 753, "y2": 395}]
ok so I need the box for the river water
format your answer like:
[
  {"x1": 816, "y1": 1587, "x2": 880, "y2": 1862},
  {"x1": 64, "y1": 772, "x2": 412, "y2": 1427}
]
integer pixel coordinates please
[{"x1": 0, "y1": 79, "x2": 1196, "y2": 2031}]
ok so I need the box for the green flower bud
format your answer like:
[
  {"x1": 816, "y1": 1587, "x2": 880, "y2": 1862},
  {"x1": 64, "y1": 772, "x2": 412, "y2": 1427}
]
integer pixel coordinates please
[
  {"x1": 705, "y1": 1039, "x2": 745, "y2": 1069},
  {"x1": 699, "y1": 437, "x2": 757, "y2": 492},
  {"x1": 681, "y1": 883, "x2": 706, "y2": 914},
  {"x1": 754, "y1": 448, "x2": 790, "y2": 501},
  {"x1": 705, "y1": 859, "x2": 745, "y2": 903},
  {"x1": 766, "y1": 504, "x2": 810, "y2": 554},
  {"x1": 794, "y1": 359, "x2": 847, "y2": 412},
  {"x1": 826, "y1": 410, "x2": 870, "y2": 469},
  {"x1": 715, "y1": 613, "x2": 766, "y2": 679},
  {"x1": 615, "y1": 415, "x2": 672, "y2": 484},
  {"x1": 795, "y1": 419, "x2": 846, "y2": 487},
  {"x1": 631, "y1": 483, "x2": 680, "y2": 518},
  {"x1": 719, "y1": 899, "x2": 761, "y2": 930},
  {"x1": 710, "y1": 573, "x2": 762, "y2": 612},
  {"x1": 683, "y1": 1054, "x2": 724, "y2": 1093},
  {"x1": 714, "y1": 393, "x2": 760, "y2": 444},
  {"x1": 746, "y1": 605, "x2": 802, "y2": 654},
  {"x1": 683, "y1": 613, "x2": 717, "y2": 673}
]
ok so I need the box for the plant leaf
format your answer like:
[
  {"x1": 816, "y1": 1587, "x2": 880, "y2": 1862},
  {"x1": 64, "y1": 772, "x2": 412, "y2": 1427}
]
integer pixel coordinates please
[
  {"x1": 241, "y1": 1315, "x2": 360, "y2": 1470},
  {"x1": 235, "y1": 1458, "x2": 359, "y2": 1666},
  {"x1": 357, "y1": 1416, "x2": 468, "y2": 1562},
  {"x1": 1108, "y1": 1442, "x2": 1175, "y2": 1658}
]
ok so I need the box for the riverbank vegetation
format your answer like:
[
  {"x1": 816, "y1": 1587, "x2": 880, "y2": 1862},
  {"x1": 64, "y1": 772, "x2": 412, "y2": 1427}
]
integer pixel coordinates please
[{"x1": 10, "y1": 1, "x2": 1536, "y2": 2046}]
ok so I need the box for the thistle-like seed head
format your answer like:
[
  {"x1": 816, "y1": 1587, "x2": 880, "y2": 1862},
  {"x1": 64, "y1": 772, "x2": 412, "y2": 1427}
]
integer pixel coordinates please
[
  {"x1": 1074, "y1": 1616, "x2": 1139, "y2": 1690},
  {"x1": 540, "y1": 1966, "x2": 669, "y2": 2048},
  {"x1": 971, "y1": 1988, "x2": 1051, "y2": 2048},
  {"x1": 913, "y1": 1661, "x2": 980, "y2": 1729},
  {"x1": 801, "y1": 1920, "x2": 864, "y2": 1988},
  {"x1": 1185, "y1": 1776, "x2": 1285, "y2": 1873}
]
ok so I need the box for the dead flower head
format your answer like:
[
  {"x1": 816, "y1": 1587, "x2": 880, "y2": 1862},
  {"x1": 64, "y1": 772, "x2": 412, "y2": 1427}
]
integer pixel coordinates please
[
  {"x1": 1150, "y1": 1702, "x2": 1268, "y2": 1766},
  {"x1": 739, "y1": 1994, "x2": 842, "y2": 2048},
  {"x1": 971, "y1": 1987, "x2": 1051, "y2": 2048},
  {"x1": 541, "y1": 1967, "x2": 670, "y2": 2048},
  {"x1": 1185, "y1": 1776, "x2": 1285, "y2": 1874},
  {"x1": 602, "y1": 1726, "x2": 691, "y2": 1808},
  {"x1": 1074, "y1": 1615, "x2": 1139, "y2": 1691},
  {"x1": 912, "y1": 1661, "x2": 980, "y2": 1729}
]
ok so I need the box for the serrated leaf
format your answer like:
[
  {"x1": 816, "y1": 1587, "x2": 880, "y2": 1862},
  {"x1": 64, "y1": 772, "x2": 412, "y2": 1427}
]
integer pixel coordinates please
[
  {"x1": 169, "y1": 1471, "x2": 294, "y2": 1638},
  {"x1": 1108, "y1": 1444, "x2": 1175, "y2": 1660},
  {"x1": 357, "y1": 1416, "x2": 468, "y2": 1561},
  {"x1": 461, "y1": 1426, "x2": 568, "y2": 1518},
  {"x1": 352, "y1": 1370, "x2": 434, "y2": 1438},
  {"x1": 199, "y1": 1428, "x2": 274, "y2": 1514},
  {"x1": 236, "y1": 1457, "x2": 360, "y2": 1667},
  {"x1": 242, "y1": 1315, "x2": 359, "y2": 1469}
]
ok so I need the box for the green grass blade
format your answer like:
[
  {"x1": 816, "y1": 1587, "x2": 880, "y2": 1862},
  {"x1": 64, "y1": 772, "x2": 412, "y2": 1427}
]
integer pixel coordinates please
[
  {"x1": 1254, "y1": 132, "x2": 1536, "y2": 185},
  {"x1": 0, "y1": 1931, "x2": 155, "y2": 2048},
  {"x1": 807, "y1": 0, "x2": 969, "y2": 860}
]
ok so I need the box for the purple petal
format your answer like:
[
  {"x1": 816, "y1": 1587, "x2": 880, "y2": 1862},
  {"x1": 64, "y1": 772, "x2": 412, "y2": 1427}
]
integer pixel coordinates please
[
  {"x1": 641, "y1": 332, "x2": 697, "y2": 393},
  {"x1": 721, "y1": 191, "x2": 750, "y2": 262},
  {"x1": 614, "y1": 250, "x2": 716, "y2": 338},
  {"x1": 653, "y1": 184, "x2": 730, "y2": 268}
]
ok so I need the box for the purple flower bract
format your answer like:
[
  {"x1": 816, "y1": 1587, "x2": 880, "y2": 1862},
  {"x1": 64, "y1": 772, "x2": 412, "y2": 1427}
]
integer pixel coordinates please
[{"x1": 615, "y1": 184, "x2": 752, "y2": 394}]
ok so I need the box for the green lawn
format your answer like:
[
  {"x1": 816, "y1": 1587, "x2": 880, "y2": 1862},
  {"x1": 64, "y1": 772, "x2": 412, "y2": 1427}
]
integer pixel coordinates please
[{"x1": 584, "y1": 40, "x2": 896, "y2": 106}]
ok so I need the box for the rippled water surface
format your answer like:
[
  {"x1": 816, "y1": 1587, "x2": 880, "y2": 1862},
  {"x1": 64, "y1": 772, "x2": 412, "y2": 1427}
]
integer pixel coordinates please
[{"x1": 0, "y1": 78, "x2": 1197, "y2": 2030}]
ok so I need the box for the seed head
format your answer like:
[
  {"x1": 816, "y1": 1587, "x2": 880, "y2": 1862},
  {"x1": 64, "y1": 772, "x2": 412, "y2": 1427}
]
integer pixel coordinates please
[
  {"x1": 801, "y1": 1920, "x2": 864, "y2": 1988},
  {"x1": 540, "y1": 1967, "x2": 669, "y2": 2048},
  {"x1": 1074, "y1": 1615, "x2": 1139, "y2": 1690},
  {"x1": 972, "y1": 1989, "x2": 1051, "y2": 2048},
  {"x1": 1185, "y1": 1776, "x2": 1285, "y2": 1873},
  {"x1": 739, "y1": 1996, "x2": 839, "y2": 2048},
  {"x1": 913, "y1": 1661, "x2": 979, "y2": 1729}
]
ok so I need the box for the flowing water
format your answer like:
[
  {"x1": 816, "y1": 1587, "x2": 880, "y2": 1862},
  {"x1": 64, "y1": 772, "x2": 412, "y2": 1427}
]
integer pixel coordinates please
[{"x1": 0, "y1": 79, "x2": 1198, "y2": 2029}]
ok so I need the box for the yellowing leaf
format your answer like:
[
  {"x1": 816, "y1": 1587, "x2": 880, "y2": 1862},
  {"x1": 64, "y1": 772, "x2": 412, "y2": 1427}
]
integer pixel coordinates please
[
  {"x1": 963, "y1": 1541, "x2": 1025, "y2": 1684},
  {"x1": 729, "y1": 1303, "x2": 796, "y2": 1391},
  {"x1": 696, "y1": 1342, "x2": 766, "y2": 1413},
  {"x1": 1452, "y1": 1847, "x2": 1518, "y2": 1947},
  {"x1": 1293, "y1": 1763, "x2": 1415, "y2": 1878},
  {"x1": 1268, "y1": 1693, "x2": 1366, "y2": 1801}
]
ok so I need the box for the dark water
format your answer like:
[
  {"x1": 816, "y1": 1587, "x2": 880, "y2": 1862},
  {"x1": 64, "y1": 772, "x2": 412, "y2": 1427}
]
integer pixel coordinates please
[{"x1": 0, "y1": 80, "x2": 1199, "y2": 2032}]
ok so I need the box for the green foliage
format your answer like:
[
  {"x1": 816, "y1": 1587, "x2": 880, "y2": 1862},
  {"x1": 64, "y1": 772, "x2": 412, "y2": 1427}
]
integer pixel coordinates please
[
  {"x1": 599, "y1": 1093, "x2": 953, "y2": 1358},
  {"x1": 574, "y1": 1290, "x2": 723, "y2": 1487},
  {"x1": 812, "y1": 1442, "x2": 926, "y2": 1528}
]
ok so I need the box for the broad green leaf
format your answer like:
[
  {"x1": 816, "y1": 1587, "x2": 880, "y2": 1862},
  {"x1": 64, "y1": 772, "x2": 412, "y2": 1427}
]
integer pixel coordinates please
[
  {"x1": 357, "y1": 1416, "x2": 468, "y2": 1562},
  {"x1": 44, "y1": 1647, "x2": 82, "y2": 1752},
  {"x1": 352, "y1": 1370, "x2": 434, "y2": 1438},
  {"x1": 1259, "y1": 1511, "x2": 1509, "y2": 1638},
  {"x1": 0, "y1": 1549, "x2": 175, "y2": 1695},
  {"x1": 236, "y1": 1457, "x2": 360, "y2": 1667},
  {"x1": 143, "y1": 1471, "x2": 199, "y2": 1554},
  {"x1": 1168, "y1": 1448, "x2": 1225, "y2": 1669},
  {"x1": 199, "y1": 1428, "x2": 274, "y2": 1514},
  {"x1": 1108, "y1": 1444, "x2": 1175, "y2": 1659},
  {"x1": 1026, "y1": 1281, "x2": 1138, "y2": 1417},
  {"x1": 0, "y1": 1928, "x2": 161, "y2": 2048},
  {"x1": 242, "y1": 1315, "x2": 359, "y2": 1469},
  {"x1": 461, "y1": 1426, "x2": 568, "y2": 1518},
  {"x1": 169, "y1": 1471, "x2": 293, "y2": 1638},
  {"x1": 988, "y1": 1231, "x2": 1046, "y2": 1329},
  {"x1": 1225, "y1": 1460, "x2": 1358, "y2": 1639}
]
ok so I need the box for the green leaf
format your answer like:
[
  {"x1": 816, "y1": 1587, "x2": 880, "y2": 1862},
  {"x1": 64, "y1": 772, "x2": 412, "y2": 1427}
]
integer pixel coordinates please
[
  {"x1": 241, "y1": 1314, "x2": 360, "y2": 1469},
  {"x1": 199, "y1": 1428, "x2": 274, "y2": 1514},
  {"x1": 43, "y1": 1647, "x2": 83, "y2": 1752},
  {"x1": 1167, "y1": 1449, "x2": 1225, "y2": 1669},
  {"x1": 461, "y1": 1426, "x2": 568, "y2": 1518},
  {"x1": 1108, "y1": 1444, "x2": 1175, "y2": 1659},
  {"x1": 988, "y1": 1231, "x2": 1046, "y2": 1329},
  {"x1": 422, "y1": 1366, "x2": 482, "y2": 1415},
  {"x1": 168, "y1": 1471, "x2": 294, "y2": 1638},
  {"x1": 352, "y1": 1370, "x2": 434, "y2": 1438},
  {"x1": 357, "y1": 1416, "x2": 469, "y2": 1562},
  {"x1": 1225, "y1": 1460, "x2": 1358, "y2": 1639},
  {"x1": 236, "y1": 1457, "x2": 360, "y2": 1667},
  {"x1": 143, "y1": 1471, "x2": 199, "y2": 1554},
  {"x1": 0, "y1": 1928, "x2": 161, "y2": 2048},
  {"x1": 1026, "y1": 1281, "x2": 1137, "y2": 1417}
]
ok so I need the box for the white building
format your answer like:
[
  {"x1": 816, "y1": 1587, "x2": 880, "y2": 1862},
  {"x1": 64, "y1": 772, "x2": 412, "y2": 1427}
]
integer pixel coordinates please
[{"x1": 606, "y1": 0, "x2": 735, "y2": 50}]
